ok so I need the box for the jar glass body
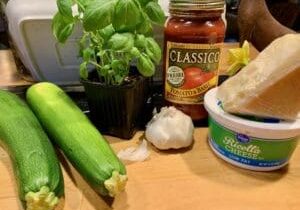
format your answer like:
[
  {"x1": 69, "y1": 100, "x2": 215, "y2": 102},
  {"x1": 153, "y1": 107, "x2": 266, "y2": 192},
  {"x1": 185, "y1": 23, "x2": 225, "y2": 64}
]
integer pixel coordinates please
[{"x1": 164, "y1": 10, "x2": 225, "y2": 121}]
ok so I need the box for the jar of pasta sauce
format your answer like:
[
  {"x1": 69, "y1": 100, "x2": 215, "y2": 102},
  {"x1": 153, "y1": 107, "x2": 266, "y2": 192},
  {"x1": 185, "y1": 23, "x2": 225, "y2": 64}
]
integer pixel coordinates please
[{"x1": 164, "y1": 0, "x2": 225, "y2": 121}]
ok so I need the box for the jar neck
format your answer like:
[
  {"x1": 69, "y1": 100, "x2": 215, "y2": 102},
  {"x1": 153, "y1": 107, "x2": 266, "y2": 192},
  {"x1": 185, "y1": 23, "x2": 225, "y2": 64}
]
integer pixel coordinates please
[{"x1": 169, "y1": 9, "x2": 223, "y2": 18}]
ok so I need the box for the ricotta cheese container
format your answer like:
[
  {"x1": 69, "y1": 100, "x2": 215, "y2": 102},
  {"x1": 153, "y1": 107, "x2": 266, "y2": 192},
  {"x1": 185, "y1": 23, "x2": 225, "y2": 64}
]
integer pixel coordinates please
[{"x1": 204, "y1": 88, "x2": 300, "y2": 171}]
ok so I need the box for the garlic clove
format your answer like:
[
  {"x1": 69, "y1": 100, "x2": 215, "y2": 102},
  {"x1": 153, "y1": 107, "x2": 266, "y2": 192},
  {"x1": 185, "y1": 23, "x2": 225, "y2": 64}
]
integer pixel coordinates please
[{"x1": 117, "y1": 139, "x2": 150, "y2": 163}]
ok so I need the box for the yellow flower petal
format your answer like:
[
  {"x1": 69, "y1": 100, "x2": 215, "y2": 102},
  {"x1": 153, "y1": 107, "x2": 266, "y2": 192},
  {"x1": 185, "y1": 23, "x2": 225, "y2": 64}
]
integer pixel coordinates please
[{"x1": 227, "y1": 40, "x2": 250, "y2": 76}]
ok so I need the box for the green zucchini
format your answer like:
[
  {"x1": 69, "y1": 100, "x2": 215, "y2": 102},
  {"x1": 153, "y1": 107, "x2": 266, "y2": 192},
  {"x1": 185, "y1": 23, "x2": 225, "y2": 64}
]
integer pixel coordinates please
[
  {"x1": 26, "y1": 82, "x2": 127, "y2": 197},
  {"x1": 0, "y1": 89, "x2": 64, "y2": 210}
]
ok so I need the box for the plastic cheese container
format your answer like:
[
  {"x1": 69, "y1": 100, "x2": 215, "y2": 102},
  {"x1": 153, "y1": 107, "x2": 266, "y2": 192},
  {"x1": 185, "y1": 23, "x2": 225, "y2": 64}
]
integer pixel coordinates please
[{"x1": 204, "y1": 88, "x2": 300, "y2": 171}]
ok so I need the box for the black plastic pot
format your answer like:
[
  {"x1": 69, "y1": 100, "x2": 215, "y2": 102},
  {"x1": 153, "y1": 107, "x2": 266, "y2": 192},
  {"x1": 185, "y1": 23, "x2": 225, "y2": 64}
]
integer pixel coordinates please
[{"x1": 81, "y1": 76, "x2": 149, "y2": 139}]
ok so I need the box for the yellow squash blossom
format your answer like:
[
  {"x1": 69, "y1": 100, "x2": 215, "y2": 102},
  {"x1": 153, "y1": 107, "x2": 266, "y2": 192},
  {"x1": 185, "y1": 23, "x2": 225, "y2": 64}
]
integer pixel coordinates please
[{"x1": 227, "y1": 40, "x2": 250, "y2": 76}]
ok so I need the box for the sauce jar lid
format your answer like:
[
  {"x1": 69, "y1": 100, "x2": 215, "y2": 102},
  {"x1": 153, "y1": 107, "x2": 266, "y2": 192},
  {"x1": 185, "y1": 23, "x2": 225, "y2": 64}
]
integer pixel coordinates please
[{"x1": 170, "y1": 0, "x2": 225, "y2": 11}]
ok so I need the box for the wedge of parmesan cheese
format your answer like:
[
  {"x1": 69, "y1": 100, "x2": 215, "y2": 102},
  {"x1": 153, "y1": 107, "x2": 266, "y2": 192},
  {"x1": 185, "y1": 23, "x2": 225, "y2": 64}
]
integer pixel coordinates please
[{"x1": 217, "y1": 34, "x2": 300, "y2": 120}]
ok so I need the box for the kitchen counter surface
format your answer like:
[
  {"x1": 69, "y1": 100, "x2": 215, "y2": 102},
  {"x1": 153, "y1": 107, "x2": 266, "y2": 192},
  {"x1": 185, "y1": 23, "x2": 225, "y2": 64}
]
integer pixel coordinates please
[
  {"x1": 3, "y1": 43, "x2": 300, "y2": 210},
  {"x1": 1, "y1": 130, "x2": 300, "y2": 210},
  {"x1": 0, "y1": 50, "x2": 33, "y2": 89}
]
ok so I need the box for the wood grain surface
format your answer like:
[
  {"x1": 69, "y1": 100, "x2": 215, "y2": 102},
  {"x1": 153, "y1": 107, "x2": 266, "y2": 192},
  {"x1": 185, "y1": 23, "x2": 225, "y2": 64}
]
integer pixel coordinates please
[
  {"x1": 1, "y1": 130, "x2": 300, "y2": 210},
  {"x1": 0, "y1": 50, "x2": 33, "y2": 88}
]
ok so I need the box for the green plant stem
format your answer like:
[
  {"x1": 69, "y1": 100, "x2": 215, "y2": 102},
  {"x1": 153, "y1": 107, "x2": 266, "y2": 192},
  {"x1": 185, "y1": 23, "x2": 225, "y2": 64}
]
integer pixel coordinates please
[{"x1": 89, "y1": 61, "x2": 102, "y2": 69}]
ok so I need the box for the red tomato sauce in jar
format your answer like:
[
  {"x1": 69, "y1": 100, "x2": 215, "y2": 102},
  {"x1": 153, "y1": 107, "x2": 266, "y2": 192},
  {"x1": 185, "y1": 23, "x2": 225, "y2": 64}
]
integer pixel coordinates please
[{"x1": 164, "y1": 0, "x2": 225, "y2": 121}]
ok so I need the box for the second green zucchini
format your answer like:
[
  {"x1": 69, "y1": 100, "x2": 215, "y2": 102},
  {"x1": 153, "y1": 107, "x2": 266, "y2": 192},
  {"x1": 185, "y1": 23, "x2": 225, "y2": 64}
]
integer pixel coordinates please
[{"x1": 26, "y1": 82, "x2": 127, "y2": 197}]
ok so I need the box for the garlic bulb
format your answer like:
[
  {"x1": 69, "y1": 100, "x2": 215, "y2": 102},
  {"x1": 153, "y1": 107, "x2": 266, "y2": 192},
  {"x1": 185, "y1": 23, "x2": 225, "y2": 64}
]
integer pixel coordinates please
[{"x1": 145, "y1": 106, "x2": 194, "y2": 150}]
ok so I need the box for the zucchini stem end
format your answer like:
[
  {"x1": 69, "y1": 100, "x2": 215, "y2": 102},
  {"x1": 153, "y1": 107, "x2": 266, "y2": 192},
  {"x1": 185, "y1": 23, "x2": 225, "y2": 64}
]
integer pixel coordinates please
[
  {"x1": 25, "y1": 186, "x2": 59, "y2": 210},
  {"x1": 104, "y1": 171, "x2": 128, "y2": 197}
]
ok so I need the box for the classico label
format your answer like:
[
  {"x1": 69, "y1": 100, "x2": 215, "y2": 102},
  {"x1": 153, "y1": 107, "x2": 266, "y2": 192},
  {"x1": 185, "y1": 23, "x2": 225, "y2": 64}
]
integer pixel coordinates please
[{"x1": 165, "y1": 42, "x2": 222, "y2": 105}]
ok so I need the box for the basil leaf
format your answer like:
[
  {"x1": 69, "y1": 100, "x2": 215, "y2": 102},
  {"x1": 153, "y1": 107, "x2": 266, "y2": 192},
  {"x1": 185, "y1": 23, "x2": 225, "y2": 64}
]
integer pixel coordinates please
[
  {"x1": 99, "y1": 24, "x2": 115, "y2": 41},
  {"x1": 79, "y1": 33, "x2": 89, "y2": 57},
  {"x1": 82, "y1": 48, "x2": 94, "y2": 62},
  {"x1": 137, "y1": 0, "x2": 153, "y2": 7},
  {"x1": 145, "y1": 1, "x2": 165, "y2": 25},
  {"x1": 130, "y1": 47, "x2": 141, "y2": 57},
  {"x1": 145, "y1": 37, "x2": 161, "y2": 64},
  {"x1": 107, "y1": 33, "x2": 134, "y2": 52},
  {"x1": 137, "y1": 53, "x2": 155, "y2": 77},
  {"x1": 111, "y1": 59, "x2": 128, "y2": 83},
  {"x1": 134, "y1": 34, "x2": 147, "y2": 49},
  {"x1": 114, "y1": 75, "x2": 124, "y2": 85},
  {"x1": 57, "y1": 0, "x2": 73, "y2": 20},
  {"x1": 83, "y1": 0, "x2": 116, "y2": 31},
  {"x1": 111, "y1": 60, "x2": 126, "y2": 72},
  {"x1": 100, "y1": 65, "x2": 111, "y2": 77},
  {"x1": 80, "y1": 62, "x2": 88, "y2": 79},
  {"x1": 136, "y1": 12, "x2": 153, "y2": 35},
  {"x1": 52, "y1": 12, "x2": 75, "y2": 43},
  {"x1": 112, "y1": 0, "x2": 142, "y2": 32},
  {"x1": 75, "y1": 0, "x2": 92, "y2": 11}
]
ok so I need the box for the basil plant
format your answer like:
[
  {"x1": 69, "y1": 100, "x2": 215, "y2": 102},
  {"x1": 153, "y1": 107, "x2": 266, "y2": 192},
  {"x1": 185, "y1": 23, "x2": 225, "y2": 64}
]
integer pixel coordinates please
[{"x1": 52, "y1": 0, "x2": 165, "y2": 85}]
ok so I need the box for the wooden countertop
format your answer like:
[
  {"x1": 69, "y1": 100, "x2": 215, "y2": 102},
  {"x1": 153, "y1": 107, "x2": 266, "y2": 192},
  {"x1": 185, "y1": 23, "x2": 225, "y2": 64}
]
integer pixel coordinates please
[
  {"x1": 0, "y1": 50, "x2": 33, "y2": 88},
  {"x1": 1, "y1": 130, "x2": 300, "y2": 210}
]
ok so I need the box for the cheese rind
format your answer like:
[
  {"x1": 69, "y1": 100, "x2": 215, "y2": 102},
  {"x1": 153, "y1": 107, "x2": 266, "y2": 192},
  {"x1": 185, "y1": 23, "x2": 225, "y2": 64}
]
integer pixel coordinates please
[{"x1": 217, "y1": 34, "x2": 300, "y2": 120}]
